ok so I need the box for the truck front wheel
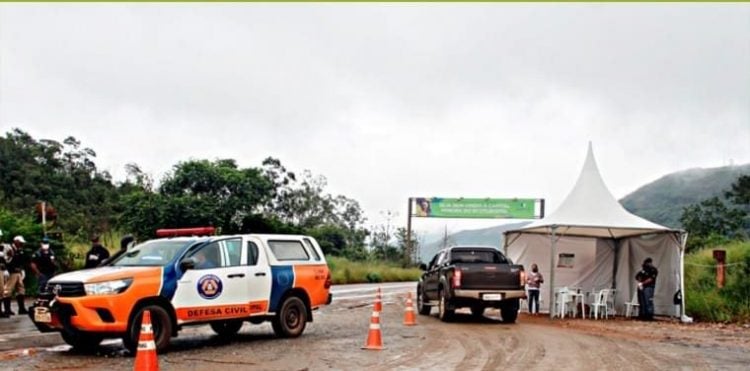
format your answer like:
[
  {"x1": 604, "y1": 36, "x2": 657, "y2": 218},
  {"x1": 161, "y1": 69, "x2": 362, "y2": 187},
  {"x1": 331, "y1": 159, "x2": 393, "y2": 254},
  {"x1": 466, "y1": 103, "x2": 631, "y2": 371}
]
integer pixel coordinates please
[
  {"x1": 500, "y1": 299, "x2": 520, "y2": 323},
  {"x1": 272, "y1": 296, "x2": 308, "y2": 338},
  {"x1": 123, "y1": 305, "x2": 173, "y2": 354},
  {"x1": 417, "y1": 286, "x2": 431, "y2": 315}
]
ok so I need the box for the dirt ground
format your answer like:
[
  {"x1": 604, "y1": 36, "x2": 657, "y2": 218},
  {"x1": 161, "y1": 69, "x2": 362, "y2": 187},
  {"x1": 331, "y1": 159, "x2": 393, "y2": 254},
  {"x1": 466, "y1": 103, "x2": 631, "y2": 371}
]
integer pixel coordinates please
[{"x1": 1, "y1": 290, "x2": 749, "y2": 370}]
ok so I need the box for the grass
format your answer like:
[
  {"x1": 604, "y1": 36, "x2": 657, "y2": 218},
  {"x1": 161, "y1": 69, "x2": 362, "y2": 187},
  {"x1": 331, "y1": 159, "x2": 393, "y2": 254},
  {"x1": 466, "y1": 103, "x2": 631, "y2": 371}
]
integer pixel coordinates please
[
  {"x1": 685, "y1": 240, "x2": 750, "y2": 323},
  {"x1": 327, "y1": 256, "x2": 422, "y2": 285}
]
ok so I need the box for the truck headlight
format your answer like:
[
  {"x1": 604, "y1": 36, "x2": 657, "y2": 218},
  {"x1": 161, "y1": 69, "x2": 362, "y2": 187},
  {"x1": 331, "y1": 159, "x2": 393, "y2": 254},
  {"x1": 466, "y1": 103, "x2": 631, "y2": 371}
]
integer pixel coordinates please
[{"x1": 84, "y1": 278, "x2": 133, "y2": 296}]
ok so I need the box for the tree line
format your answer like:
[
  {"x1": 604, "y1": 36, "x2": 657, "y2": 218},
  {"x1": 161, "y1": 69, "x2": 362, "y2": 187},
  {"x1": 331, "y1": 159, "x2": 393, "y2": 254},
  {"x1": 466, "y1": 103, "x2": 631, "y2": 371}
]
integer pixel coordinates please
[
  {"x1": 680, "y1": 174, "x2": 750, "y2": 251},
  {"x1": 0, "y1": 129, "x2": 415, "y2": 265}
]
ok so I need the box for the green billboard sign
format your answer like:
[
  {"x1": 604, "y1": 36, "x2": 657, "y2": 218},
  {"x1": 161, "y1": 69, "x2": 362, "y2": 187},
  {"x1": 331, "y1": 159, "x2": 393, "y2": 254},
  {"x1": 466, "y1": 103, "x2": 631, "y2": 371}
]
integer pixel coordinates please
[{"x1": 411, "y1": 197, "x2": 539, "y2": 219}]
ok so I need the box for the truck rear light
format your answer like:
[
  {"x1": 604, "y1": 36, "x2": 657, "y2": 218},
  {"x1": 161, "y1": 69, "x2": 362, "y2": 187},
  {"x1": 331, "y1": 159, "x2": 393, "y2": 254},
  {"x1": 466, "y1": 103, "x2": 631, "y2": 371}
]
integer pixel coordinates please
[
  {"x1": 452, "y1": 269, "x2": 462, "y2": 288},
  {"x1": 324, "y1": 271, "x2": 332, "y2": 289}
]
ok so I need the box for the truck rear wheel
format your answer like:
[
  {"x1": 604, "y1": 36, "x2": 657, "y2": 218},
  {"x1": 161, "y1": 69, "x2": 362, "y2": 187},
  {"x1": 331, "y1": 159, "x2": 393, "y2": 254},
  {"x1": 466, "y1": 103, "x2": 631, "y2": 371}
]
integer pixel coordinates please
[
  {"x1": 210, "y1": 320, "x2": 244, "y2": 338},
  {"x1": 501, "y1": 299, "x2": 519, "y2": 323},
  {"x1": 272, "y1": 296, "x2": 307, "y2": 338},
  {"x1": 123, "y1": 305, "x2": 173, "y2": 354},
  {"x1": 438, "y1": 289, "x2": 454, "y2": 322},
  {"x1": 61, "y1": 329, "x2": 103, "y2": 350},
  {"x1": 417, "y1": 286, "x2": 431, "y2": 315}
]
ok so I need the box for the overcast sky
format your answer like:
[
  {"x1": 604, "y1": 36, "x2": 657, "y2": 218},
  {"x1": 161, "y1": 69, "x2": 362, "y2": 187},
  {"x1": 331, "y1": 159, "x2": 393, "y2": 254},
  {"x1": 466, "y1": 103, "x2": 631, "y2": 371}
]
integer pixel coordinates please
[{"x1": 1, "y1": 4, "x2": 749, "y2": 235}]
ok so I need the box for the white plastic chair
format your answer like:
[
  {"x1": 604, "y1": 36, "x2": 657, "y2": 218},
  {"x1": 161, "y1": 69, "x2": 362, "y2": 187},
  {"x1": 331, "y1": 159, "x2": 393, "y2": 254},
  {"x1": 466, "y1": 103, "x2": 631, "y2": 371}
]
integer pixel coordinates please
[
  {"x1": 555, "y1": 287, "x2": 575, "y2": 318},
  {"x1": 624, "y1": 290, "x2": 640, "y2": 318},
  {"x1": 591, "y1": 289, "x2": 612, "y2": 319}
]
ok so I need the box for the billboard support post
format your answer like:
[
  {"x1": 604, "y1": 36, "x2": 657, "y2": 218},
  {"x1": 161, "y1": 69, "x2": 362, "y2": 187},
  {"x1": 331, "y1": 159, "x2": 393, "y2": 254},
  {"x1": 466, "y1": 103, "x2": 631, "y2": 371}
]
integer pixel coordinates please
[{"x1": 406, "y1": 198, "x2": 413, "y2": 263}]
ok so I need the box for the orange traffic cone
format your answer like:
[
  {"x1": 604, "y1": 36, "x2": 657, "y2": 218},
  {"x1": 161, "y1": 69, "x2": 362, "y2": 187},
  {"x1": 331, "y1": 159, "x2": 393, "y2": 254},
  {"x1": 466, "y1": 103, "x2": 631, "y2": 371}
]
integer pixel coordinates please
[
  {"x1": 362, "y1": 310, "x2": 384, "y2": 350},
  {"x1": 134, "y1": 310, "x2": 159, "y2": 371},
  {"x1": 373, "y1": 287, "x2": 382, "y2": 312},
  {"x1": 403, "y1": 292, "x2": 417, "y2": 326}
]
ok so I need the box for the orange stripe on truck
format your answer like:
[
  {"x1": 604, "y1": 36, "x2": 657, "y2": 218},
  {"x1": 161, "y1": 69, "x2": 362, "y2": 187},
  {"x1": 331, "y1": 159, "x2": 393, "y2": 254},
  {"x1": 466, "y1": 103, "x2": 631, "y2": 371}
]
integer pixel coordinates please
[
  {"x1": 60, "y1": 267, "x2": 163, "y2": 333},
  {"x1": 293, "y1": 264, "x2": 330, "y2": 308},
  {"x1": 176, "y1": 300, "x2": 269, "y2": 322}
]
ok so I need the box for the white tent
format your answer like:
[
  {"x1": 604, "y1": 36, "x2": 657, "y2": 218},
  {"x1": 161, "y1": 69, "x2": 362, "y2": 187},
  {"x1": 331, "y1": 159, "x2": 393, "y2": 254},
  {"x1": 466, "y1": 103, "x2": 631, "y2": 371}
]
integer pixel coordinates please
[{"x1": 504, "y1": 143, "x2": 689, "y2": 320}]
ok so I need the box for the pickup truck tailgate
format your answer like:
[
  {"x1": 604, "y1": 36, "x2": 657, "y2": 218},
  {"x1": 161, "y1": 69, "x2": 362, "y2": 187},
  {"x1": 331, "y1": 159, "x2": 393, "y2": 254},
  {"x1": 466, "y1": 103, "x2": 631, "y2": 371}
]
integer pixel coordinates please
[{"x1": 457, "y1": 264, "x2": 523, "y2": 290}]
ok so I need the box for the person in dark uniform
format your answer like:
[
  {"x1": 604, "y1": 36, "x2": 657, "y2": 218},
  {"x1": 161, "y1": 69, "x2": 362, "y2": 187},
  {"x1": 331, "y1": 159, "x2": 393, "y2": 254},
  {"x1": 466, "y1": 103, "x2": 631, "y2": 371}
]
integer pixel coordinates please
[
  {"x1": 635, "y1": 257, "x2": 658, "y2": 321},
  {"x1": 84, "y1": 236, "x2": 110, "y2": 269},
  {"x1": 31, "y1": 237, "x2": 57, "y2": 296}
]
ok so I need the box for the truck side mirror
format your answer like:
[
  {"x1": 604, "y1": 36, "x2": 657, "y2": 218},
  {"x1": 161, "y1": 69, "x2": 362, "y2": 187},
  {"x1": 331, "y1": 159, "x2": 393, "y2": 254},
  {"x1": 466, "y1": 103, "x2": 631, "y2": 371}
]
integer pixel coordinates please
[
  {"x1": 419, "y1": 263, "x2": 428, "y2": 271},
  {"x1": 180, "y1": 257, "x2": 196, "y2": 271}
]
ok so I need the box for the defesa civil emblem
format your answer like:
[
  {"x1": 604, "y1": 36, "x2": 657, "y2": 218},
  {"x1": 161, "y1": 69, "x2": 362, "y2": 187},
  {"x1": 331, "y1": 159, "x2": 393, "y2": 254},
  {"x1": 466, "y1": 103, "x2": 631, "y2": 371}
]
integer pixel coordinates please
[{"x1": 196, "y1": 274, "x2": 223, "y2": 300}]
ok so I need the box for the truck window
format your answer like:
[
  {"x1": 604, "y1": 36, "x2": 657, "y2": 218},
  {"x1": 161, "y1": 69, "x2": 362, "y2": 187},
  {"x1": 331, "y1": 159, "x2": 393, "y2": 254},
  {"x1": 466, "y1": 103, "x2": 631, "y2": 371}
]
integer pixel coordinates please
[
  {"x1": 436, "y1": 251, "x2": 448, "y2": 267},
  {"x1": 302, "y1": 238, "x2": 321, "y2": 261},
  {"x1": 268, "y1": 240, "x2": 310, "y2": 261},
  {"x1": 225, "y1": 238, "x2": 242, "y2": 266},
  {"x1": 450, "y1": 250, "x2": 508, "y2": 264},
  {"x1": 187, "y1": 242, "x2": 223, "y2": 269},
  {"x1": 247, "y1": 241, "x2": 259, "y2": 266}
]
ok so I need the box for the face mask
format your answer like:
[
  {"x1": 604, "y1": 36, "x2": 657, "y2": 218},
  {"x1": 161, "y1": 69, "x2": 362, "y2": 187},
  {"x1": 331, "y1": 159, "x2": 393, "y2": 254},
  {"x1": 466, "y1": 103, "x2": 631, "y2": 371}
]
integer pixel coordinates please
[{"x1": 42, "y1": 244, "x2": 50, "y2": 250}]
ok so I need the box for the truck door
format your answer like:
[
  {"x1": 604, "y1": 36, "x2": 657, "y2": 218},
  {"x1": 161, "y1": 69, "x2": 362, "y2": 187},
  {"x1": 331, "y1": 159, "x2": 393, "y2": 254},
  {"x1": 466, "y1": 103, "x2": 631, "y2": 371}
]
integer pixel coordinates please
[
  {"x1": 172, "y1": 237, "x2": 271, "y2": 324},
  {"x1": 423, "y1": 251, "x2": 445, "y2": 300}
]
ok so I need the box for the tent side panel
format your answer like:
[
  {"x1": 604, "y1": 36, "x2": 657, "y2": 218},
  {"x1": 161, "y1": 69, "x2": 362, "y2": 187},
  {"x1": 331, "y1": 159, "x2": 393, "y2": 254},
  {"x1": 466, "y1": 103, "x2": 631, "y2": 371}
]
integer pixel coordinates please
[{"x1": 615, "y1": 234, "x2": 681, "y2": 316}]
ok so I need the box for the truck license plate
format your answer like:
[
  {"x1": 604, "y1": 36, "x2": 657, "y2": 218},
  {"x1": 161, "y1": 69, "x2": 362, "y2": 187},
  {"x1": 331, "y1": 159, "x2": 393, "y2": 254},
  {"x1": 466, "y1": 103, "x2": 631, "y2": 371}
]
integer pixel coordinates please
[
  {"x1": 483, "y1": 294, "x2": 503, "y2": 301},
  {"x1": 34, "y1": 307, "x2": 51, "y2": 323}
]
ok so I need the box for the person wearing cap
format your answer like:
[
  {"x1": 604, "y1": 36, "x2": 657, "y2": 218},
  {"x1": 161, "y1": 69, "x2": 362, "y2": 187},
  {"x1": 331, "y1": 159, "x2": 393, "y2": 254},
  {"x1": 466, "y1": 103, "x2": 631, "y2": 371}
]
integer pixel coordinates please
[
  {"x1": 84, "y1": 235, "x2": 110, "y2": 269},
  {"x1": 3, "y1": 236, "x2": 29, "y2": 315},
  {"x1": 635, "y1": 257, "x2": 658, "y2": 321},
  {"x1": 31, "y1": 237, "x2": 57, "y2": 297}
]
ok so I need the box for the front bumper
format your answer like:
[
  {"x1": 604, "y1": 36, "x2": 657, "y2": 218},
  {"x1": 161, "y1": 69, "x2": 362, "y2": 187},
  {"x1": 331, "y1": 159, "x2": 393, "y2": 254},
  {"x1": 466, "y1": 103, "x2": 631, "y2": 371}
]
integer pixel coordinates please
[{"x1": 28, "y1": 293, "x2": 130, "y2": 334}]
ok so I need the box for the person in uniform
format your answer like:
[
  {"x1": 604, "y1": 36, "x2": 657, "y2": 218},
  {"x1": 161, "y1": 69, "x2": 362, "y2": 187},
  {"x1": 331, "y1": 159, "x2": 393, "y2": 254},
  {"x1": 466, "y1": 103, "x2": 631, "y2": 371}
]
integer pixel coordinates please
[
  {"x1": 4, "y1": 236, "x2": 28, "y2": 315},
  {"x1": 30, "y1": 237, "x2": 57, "y2": 296},
  {"x1": 635, "y1": 257, "x2": 658, "y2": 321},
  {"x1": 84, "y1": 236, "x2": 110, "y2": 269}
]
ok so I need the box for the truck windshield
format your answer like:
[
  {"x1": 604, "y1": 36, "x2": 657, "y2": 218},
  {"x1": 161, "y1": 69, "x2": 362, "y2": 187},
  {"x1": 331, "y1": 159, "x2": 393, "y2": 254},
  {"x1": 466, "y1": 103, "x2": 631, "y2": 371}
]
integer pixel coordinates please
[
  {"x1": 111, "y1": 240, "x2": 192, "y2": 267},
  {"x1": 451, "y1": 250, "x2": 507, "y2": 264}
]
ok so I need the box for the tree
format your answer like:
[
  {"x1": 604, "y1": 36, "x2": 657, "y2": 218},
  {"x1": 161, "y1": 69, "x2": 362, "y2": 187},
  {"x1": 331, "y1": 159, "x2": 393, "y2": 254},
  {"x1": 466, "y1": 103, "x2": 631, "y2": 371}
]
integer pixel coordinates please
[
  {"x1": 0, "y1": 129, "x2": 121, "y2": 238},
  {"x1": 121, "y1": 159, "x2": 275, "y2": 238},
  {"x1": 680, "y1": 197, "x2": 746, "y2": 251},
  {"x1": 725, "y1": 175, "x2": 750, "y2": 206}
]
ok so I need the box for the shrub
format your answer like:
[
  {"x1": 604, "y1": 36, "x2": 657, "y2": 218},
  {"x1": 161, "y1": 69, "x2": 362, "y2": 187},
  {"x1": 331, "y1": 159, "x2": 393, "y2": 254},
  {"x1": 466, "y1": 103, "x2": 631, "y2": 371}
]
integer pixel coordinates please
[{"x1": 685, "y1": 240, "x2": 750, "y2": 322}]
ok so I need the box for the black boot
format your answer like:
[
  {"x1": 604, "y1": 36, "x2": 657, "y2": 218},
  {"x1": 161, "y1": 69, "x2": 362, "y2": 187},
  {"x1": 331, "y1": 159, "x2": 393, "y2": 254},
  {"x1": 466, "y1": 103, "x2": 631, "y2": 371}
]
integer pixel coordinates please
[
  {"x1": 17, "y1": 295, "x2": 28, "y2": 315},
  {"x1": 3, "y1": 298, "x2": 13, "y2": 316}
]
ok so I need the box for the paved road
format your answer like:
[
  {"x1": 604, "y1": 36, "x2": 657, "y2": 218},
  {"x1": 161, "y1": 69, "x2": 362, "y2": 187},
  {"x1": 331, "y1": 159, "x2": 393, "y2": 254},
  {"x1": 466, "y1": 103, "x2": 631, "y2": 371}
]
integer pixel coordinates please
[{"x1": 2, "y1": 282, "x2": 748, "y2": 370}]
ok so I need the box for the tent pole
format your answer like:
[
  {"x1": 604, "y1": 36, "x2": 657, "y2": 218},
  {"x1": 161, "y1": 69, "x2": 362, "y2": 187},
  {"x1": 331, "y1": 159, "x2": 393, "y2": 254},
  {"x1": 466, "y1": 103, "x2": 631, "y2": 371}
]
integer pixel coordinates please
[
  {"x1": 680, "y1": 231, "x2": 688, "y2": 321},
  {"x1": 549, "y1": 226, "x2": 557, "y2": 319},
  {"x1": 611, "y1": 237, "x2": 618, "y2": 290}
]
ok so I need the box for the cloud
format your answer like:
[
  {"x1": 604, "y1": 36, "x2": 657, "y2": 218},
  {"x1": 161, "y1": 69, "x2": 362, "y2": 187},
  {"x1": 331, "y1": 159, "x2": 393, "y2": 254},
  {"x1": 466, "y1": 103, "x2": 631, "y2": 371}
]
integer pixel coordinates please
[{"x1": 1, "y1": 4, "x2": 748, "y2": 231}]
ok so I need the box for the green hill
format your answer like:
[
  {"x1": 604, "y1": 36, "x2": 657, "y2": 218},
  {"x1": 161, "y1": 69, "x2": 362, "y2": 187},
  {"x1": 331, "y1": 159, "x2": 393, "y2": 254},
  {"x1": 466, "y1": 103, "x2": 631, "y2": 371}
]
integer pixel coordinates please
[{"x1": 621, "y1": 163, "x2": 750, "y2": 229}]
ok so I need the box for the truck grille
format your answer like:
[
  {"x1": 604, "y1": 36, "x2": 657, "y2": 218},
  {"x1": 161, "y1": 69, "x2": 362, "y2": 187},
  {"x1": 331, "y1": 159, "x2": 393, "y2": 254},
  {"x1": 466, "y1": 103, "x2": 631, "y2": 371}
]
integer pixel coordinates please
[{"x1": 46, "y1": 282, "x2": 86, "y2": 297}]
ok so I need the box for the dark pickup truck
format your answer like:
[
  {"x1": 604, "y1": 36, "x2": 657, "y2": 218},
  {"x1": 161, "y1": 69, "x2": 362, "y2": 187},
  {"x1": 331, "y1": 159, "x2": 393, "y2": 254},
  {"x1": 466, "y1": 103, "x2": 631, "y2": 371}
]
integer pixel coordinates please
[{"x1": 417, "y1": 246, "x2": 526, "y2": 323}]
